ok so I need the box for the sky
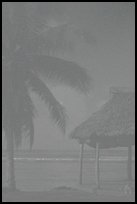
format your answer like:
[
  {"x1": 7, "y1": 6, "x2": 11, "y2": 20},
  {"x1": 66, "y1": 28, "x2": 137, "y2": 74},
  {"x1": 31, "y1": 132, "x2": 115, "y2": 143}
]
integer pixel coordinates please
[
  {"x1": 3, "y1": 3, "x2": 135, "y2": 151},
  {"x1": 30, "y1": 2, "x2": 135, "y2": 150}
]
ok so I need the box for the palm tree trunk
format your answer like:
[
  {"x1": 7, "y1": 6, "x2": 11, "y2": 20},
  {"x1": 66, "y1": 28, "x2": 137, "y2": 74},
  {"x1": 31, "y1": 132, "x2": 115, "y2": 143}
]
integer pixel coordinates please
[
  {"x1": 79, "y1": 143, "x2": 84, "y2": 185},
  {"x1": 95, "y1": 142, "x2": 100, "y2": 189},
  {"x1": 6, "y1": 128, "x2": 16, "y2": 190},
  {"x1": 127, "y1": 145, "x2": 132, "y2": 182}
]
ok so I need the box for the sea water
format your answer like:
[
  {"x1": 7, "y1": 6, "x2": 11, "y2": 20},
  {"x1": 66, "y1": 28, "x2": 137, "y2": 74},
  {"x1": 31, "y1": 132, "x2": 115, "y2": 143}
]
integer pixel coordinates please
[{"x1": 2, "y1": 150, "x2": 135, "y2": 192}]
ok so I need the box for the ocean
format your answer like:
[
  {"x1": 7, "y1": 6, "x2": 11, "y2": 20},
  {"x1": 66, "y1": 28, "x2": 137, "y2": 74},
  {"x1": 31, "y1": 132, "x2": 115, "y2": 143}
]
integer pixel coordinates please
[{"x1": 2, "y1": 149, "x2": 135, "y2": 192}]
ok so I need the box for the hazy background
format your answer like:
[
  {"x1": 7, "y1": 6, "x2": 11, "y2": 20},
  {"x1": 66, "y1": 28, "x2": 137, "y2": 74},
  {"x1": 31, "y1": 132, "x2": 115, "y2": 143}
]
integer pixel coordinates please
[{"x1": 3, "y1": 2, "x2": 135, "y2": 151}]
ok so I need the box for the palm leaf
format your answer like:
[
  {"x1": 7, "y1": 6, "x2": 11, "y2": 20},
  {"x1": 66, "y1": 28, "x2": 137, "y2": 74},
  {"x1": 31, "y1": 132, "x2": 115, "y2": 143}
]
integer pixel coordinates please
[
  {"x1": 13, "y1": 109, "x2": 34, "y2": 148},
  {"x1": 2, "y1": 72, "x2": 35, "y2": 148},
  {"x1": 28, "y1": 71, "x2": 67, "y2": 132},
  {"x1": 29, "y1": 55, "x2": 91, "y2": 93}
]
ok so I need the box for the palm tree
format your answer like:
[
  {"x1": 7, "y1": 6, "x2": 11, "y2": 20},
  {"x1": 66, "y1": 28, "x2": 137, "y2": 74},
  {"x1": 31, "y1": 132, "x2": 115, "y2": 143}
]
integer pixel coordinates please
[{"x1": 2, "y1": 3, "x2": 91, "y2": 190}]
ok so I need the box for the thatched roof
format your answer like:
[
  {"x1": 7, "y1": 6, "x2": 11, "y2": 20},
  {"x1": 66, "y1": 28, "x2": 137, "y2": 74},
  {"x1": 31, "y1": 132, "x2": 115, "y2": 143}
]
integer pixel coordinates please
[{"x1": 70, "y1": 91, "x2": 135, "y2": 148}]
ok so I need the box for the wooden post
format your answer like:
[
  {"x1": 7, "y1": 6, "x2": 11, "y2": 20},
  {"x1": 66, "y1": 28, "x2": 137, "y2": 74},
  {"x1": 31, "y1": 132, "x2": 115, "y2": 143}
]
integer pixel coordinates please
[
  {"x1": 95, "y1": 142, "x2": 100, "y2": 189},
  {"x1": 127, "y1": 145, "x2": 132, "y2": 182},
  {"x1": 79, "y1": 143, "x2": 84, "y2": 185},
  {"x1": 6, "y1": 128, "x2": 16, "y2": 190}
]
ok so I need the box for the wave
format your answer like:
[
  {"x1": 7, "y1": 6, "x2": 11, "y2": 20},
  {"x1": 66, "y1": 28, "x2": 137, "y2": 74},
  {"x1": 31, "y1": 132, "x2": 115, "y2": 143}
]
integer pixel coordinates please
[{"x1": 2, "y1": 156, "x2": 135, "y2": 162}]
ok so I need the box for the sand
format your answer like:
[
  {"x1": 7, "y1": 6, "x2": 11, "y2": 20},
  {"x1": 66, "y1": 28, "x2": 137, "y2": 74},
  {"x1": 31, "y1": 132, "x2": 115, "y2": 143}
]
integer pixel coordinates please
[
  {"x1": 2, "y1": 186, "x2": 135, "y2": 202},
  {"x1": 2, "y1": 158, "x2": 135, "y2": 202}
]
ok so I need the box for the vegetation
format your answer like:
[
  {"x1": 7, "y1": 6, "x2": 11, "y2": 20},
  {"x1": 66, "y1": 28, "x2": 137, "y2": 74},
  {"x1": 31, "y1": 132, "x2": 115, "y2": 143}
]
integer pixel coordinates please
[{"x1": 2, "y1": 3, "x2": 91, "y2": 190}]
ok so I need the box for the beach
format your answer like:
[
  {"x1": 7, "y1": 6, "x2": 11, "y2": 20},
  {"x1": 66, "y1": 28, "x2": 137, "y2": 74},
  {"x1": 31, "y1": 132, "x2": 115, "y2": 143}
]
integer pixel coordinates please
[
  {"x1": 2, "y1": 155, "x2": 135, "y2": 202},
  {"x1": 2, "y1": 187, "x2": 135, "y2": 202}
]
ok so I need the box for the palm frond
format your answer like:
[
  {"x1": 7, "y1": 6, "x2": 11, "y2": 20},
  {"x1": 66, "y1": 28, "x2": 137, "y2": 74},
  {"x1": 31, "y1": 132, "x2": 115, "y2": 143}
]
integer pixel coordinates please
[
  {"x1": 13, "y1": 99, "x2": 35, "y2": 148},
  {"x1": 2, "y1": 74, "x2": 35, "y2": 148},
  {"x1": 13, "y1": 110, "x2": 34, "y2": 148},
  {"x1": 13, "y1": 123, "x2": 22, "y2": 148},
  {"x1": 29, "y1": 55, "x2": 91, "y2": 93},
  {"x1": 13, "y1": 87, "x2": 35, "y2": 148},
  {"x1": 22, "y1": 115, "x2": 34, "y2": 149},
  {"x1": 28, "y1": 71, "x2": 67, "y2": 132}
]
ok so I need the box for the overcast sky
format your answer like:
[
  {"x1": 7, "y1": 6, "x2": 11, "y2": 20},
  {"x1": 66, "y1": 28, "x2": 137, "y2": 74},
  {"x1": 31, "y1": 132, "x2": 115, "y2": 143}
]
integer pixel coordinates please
[
  {"x1": 3, "y1": 3, "x2": 134, "y2": 151},
  {"x1": 28, "y1": 2, "x2": 134, "y2": 151}
]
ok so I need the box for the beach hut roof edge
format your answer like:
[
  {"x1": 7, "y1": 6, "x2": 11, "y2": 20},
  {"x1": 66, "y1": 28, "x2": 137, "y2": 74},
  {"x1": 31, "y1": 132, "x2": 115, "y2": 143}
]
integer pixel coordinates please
[{"x1": 70, "y1": 91, "x2": 135, "y2": 148}]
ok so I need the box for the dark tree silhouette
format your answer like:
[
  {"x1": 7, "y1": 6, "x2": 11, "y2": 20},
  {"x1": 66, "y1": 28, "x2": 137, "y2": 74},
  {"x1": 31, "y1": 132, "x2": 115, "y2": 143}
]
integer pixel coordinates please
[{"x1": 2, "y1": 2, "x2": 91, "y2": 190}]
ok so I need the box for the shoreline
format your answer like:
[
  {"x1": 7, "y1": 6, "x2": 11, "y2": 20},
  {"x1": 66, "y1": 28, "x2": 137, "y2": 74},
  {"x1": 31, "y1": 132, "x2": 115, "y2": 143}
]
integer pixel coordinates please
[
  {"x1": 2, "y1": 156, "x2": 135, "y2": 162},
  {"x1": 2, "y1": 185, "x2": 135, "y2": 202}
]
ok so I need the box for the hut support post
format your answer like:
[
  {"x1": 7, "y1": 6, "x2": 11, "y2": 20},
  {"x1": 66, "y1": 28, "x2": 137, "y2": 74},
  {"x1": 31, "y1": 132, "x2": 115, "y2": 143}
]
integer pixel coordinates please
[
  {"x1": 79, "y1": 143, "x2": 84, "y2": 185},
  {"x1": 95, "y1": 142, "x2": 100, "y2": 189},
  {"x1": 127, "y1": 145, "x2": 132, "y2": 182}
]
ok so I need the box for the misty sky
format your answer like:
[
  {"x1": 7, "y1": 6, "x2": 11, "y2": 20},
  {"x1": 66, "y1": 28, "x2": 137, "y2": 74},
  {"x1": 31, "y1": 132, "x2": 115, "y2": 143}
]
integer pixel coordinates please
[
  {"x1": 3, "y1": 3, "x2": 135, "y2": 151},
  {"x1": 30, "y1": 2, "x2": 134, "y2": 150}
]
